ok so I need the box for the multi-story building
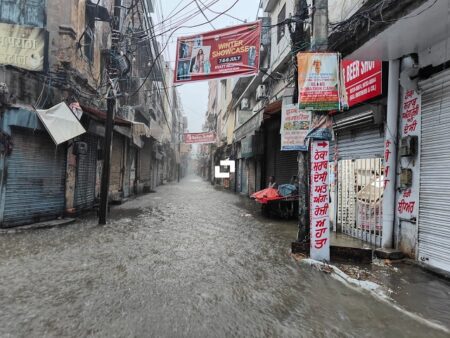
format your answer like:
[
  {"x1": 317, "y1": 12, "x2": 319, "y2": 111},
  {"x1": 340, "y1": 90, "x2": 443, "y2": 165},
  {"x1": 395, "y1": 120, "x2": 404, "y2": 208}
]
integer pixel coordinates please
[{"x1": 0, "y1": 0, "x2": 181, "y2": 227}]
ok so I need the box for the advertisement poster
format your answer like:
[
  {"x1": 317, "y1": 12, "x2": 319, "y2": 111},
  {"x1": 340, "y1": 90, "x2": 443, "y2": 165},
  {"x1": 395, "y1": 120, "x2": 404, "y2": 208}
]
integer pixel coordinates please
[
  {"x1": 184, "y1": 132, "x2": 216, "y2": 144},
  {"x1": 342, "y1": 60, "x2": 382, "y2": 107},
  {"x1": 280, "y1": 104, "x2": 310, "y2": 151},
  {"x1": 297, "y1": 52, "x2": 340, "y2": 111},
  {"x1": 174, "y1": 21, "x2": 261, "y2": 84},
  {"x1": 310, "y1": 140, "x2": 330, "y2": 261}
]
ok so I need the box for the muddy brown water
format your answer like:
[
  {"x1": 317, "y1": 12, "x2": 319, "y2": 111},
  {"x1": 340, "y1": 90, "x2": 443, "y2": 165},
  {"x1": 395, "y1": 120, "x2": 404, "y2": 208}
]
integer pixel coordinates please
[{"x1": 0, "y1": 176, "x2": 447, "y2": 337}]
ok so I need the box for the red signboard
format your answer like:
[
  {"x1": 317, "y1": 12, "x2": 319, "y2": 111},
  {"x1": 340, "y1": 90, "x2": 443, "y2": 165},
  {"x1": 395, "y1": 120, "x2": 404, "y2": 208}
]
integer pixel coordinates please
[
  {"x1": 184, "y1": 132, "x2": 216, "y2": 144},
  {"x1": 174, "y1": 21, "x2": 261, "y2": 84},
  {"x1": 342, "y1": 60, "x2": 382, "y2": 107}
]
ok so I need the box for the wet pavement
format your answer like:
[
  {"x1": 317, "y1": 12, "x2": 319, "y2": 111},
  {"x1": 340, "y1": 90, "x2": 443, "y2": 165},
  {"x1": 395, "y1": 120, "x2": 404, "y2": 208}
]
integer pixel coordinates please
[{"x1": 0, "y1": 176, "x2": 449, "y2": 337}]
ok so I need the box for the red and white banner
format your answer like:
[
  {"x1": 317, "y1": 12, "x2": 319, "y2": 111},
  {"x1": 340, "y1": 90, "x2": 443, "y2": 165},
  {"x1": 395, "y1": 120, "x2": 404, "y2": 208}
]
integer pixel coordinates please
[
  {"x1": 174, "y1": 21, "x2": 261, "y2": 84},
  {"x1": 342, "y1": 60, "x2": 382, "y2": 107},
  {"x1": 310, "y1": 140, "x2": 330, "y2": 261},
  {"x1": 184, "y1": 132, "x2": 216, "y2": 144}
]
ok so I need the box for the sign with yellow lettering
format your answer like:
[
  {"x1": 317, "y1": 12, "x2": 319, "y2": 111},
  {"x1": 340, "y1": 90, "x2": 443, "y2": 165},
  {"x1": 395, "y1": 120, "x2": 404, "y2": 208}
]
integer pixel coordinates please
[{"x1": 174, "y1": 21, "x2": 261, "y2": 83}]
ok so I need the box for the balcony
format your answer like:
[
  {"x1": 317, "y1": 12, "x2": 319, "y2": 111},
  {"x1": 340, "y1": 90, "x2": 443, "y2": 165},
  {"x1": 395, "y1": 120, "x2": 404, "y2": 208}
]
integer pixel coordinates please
[{"x1": 262, "y1": 0, "x2": 278, "y2": 13}]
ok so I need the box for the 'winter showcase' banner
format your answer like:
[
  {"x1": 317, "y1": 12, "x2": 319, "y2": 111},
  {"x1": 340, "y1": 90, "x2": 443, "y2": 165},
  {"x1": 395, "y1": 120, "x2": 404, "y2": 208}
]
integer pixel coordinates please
[
  {"x1": 174, "y1": 21, "x2": 261, "y2": 84},
  {"x1": 310, "y1": 140, "x2": 330, "y2": 261},
  {"x1": 184, "y1": 132, "x2": 216, "y2": 144},
  {"x1": 297, "y1": 52, "x2": 340, "y2": 111},
  {"x1": 280, "y1": 104, "x2": 310, "y2": 151}
]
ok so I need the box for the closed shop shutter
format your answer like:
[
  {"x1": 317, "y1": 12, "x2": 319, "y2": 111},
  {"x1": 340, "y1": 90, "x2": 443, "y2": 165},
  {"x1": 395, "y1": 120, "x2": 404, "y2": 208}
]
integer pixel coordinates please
[
  {"x1": 256, "y1": 159, "x2": 262, "y2": 191},
  {"x1": 74, "y1": 134, "x2": 98, "y2": 210},
  {"x1": 335, "y1": 126, "x2": 384, "y2": 160},
  {"x1": 248, "y1": 159, "x2": 256, "y2": 195},
  {"x1": 140, "y1": 140, "x2": 152, "y2": 185},
  {"x1": 110, "y1": 132, "x2": 124, "y2": 193},
  {"x1": 236, "y1": 159, "x2": 241, "y2": 192},
  {"x1": 264, "y1": 120, "x2": 278, "y2": 187},
  {"x1": 277, "y1": 151, "x2": 298, "y2": 185},
  {"x1": 241, "y1": 159, "x2": 248, "y2": 194},
  {"x1": 418, "y1": 69, "x2": 450, "y2": 272},
  {"x1": 2, "y1": 129, "x2": 66, "y2": 227}
]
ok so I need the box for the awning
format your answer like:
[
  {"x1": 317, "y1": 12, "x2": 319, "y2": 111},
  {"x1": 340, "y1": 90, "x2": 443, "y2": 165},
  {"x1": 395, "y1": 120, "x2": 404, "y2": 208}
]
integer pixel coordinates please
[
  {"x1": 263, "y1": 100, "x2": 282, "y2": 119},
  {"x1": 37, "y1": 102, "x2": 86, "y2": 145},
  {"x1": 114, "y1": 125, "x2": 132, "y2": 139},
  {"x1": 80, "y1": 104, "x2": 131, "y2": 126},
  {"x1": 0, "y1": 105, "x2": 45, "y2": 135},
  {"x1": 149, "y1": 121, "x2": 164, "y2": 142},
  {"x1": 131, "y1": 122, "x2": 151, "y2": 148}
]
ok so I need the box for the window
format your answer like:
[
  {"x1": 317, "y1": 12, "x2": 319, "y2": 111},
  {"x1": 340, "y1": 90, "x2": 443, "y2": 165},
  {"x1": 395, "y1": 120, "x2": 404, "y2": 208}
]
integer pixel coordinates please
[
  {"x1": 277, "y1": 4, "x2": 286, "y2": 44},
  {"x1": 0, "y1": 0, "x2": 45, "y2": 27}
]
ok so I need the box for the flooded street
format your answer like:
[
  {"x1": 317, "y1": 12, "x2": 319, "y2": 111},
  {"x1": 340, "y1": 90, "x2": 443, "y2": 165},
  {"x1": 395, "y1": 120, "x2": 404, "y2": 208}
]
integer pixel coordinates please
[{"x1": 0, "y1": 176, "x2": 447, "y2": 337}]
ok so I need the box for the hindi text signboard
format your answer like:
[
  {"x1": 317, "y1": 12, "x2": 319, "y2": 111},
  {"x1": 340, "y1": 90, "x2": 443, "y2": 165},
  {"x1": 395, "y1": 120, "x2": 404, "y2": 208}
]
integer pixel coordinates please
[
  {"x1": 0, "y1": 23, "x2": 46, "y2": 71},
  {"x1": 280, "y1": 104, "x2": 310, "y2": 151}
]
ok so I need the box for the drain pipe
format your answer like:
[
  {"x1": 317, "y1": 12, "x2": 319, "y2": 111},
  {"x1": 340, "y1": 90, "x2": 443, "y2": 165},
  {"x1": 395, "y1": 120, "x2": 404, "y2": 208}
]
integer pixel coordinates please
[{"x1": 381, "y1": 60, "x2": 400, "y2": 248}]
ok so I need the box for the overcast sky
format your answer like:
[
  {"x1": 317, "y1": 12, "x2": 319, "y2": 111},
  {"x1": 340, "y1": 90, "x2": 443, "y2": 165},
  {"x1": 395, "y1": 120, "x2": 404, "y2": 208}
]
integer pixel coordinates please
[{"x1": 153, "y1": 0, "x2": 261, "y2": 133}]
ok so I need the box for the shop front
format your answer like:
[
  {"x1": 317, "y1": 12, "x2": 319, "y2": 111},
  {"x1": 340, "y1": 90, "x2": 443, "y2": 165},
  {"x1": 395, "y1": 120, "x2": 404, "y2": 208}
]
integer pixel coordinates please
[
  {"x1": 417, "y1": 69, "x2": 450, "y2": 272},
  {"x1": 332, "y1": 104, "x2": 386, "y2": 246}
]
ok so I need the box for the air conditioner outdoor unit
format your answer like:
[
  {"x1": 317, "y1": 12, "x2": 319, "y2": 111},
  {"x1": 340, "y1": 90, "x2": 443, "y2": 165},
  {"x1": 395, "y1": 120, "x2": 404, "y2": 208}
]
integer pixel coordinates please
[
  {"x1": 256, "y1": 85, "x2": 267, "y2": 101},
  {"x1": 240, "y1": 98, "x2": 250, "y2": 110}
]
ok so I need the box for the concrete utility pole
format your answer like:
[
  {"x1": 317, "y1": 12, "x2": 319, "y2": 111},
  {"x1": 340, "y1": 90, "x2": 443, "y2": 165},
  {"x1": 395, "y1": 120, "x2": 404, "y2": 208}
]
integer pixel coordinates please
[
  {"x1": 99, "y1": 96, "x2": 115, "y2": 225},
  {"x1": 297, "y1": 0, "x2": 328, "y2": 243},
  {"x1": 99, "y1": 0, "x2": 121, "y2": 225}
]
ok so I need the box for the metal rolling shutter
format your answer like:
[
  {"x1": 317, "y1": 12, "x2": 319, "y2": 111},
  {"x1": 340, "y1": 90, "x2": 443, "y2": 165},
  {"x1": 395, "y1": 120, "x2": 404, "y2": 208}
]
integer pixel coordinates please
[
  {"x1": 2, "y1": 129, "x2": 66, "y2": 227},
  {"x1": 74, "y1": 134, "x2": 98, "y2": 210},
  {"x1": 277, "y1": 151, "x2": 298, "y2": 185},
  {"x1": 140, "y1": 140, "x2": 152, "y2": 185},
  {"x1": 248, "y1": 159, "x2": 256, "y2": 195},
  {"x1": 236, "y1": 159, "x2": 241, "y2": 192},
  {"x1": 335, "y1": 126, "x2": 384, "y2": 160},
  {"x1": 110, "y1": 132, "x2": 124, "y2": 193},
  {"x1": 418, "y1": 69, "x2": 450, "y2": 272},
  {"x1": 264, "y1": 121, "x2": 278, "y2": 187},
  {"x1": 241, "y1": 159, "x2": 248, "y2": 194}
]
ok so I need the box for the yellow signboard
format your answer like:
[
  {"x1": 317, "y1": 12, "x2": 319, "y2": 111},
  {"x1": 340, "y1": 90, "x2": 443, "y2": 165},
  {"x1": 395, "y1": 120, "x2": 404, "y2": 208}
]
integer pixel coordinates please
[{"x1": 0, "y1": 23, "x2": 46, "y2": 71}]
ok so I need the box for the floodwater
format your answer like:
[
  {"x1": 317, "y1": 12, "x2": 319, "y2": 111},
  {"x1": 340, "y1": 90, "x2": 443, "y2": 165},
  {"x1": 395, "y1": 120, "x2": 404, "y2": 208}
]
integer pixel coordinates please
[{"x1": 0, "y1": 176, "x2": 448, "y2": 337}]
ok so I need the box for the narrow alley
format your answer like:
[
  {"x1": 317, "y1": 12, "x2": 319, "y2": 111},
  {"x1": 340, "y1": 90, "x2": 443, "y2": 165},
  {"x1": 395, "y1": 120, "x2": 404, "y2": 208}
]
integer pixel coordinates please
[{"x1": 0, "y1": 177, "x2": 448, "y2": 337}]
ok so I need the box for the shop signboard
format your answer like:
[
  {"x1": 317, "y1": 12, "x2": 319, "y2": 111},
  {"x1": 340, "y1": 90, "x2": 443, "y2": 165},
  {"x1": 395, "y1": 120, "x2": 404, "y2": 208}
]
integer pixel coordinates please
[
  {"x1": 241, "y1": 136, "x2": 253, "y2": 158},
  {"x1": 310, "y1": 140, "x2": 330, "y2": 261},
  {"x1": 184, "y1": 131, "x2": 216, "y2": 144},
  {"x1": 280, "y1": 103, "x2": 310, "y2": 151},
  {"x1": 0, "y1": 23, "x2": 46, "y2": 71},
  {"x1": 297, "y1": 52, "x2": 340, "y2": 111},
  {"x1": 342, "y1": 60, "x2": 382, "y2": 107},
  {"x1": 234, "y1": 111, "x2": 261, "y2": 141},
  {"x1": 174, "y1": 21, "x2": 261, "y2": 83}
]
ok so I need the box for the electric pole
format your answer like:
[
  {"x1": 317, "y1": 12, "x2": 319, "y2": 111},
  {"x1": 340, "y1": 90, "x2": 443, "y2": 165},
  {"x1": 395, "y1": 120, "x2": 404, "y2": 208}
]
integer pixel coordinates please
[
  {"x1": 99, "y1": 96, "x2": 115, "y2": 225},
  {"x1": 99, "y1": 0, "x2": 121, "y2": 225},
  {"x1": 296, "y1": 0, "x2": 329, "y2": 243}
]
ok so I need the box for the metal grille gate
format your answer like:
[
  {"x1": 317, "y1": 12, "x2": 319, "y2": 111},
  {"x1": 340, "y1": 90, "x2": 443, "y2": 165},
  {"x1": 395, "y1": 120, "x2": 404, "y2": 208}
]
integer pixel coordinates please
[
  {"x1": 337, "y1": 158, "x2": 384, "y2": 246},
  {"x1": 74, "y1": 134, "x2": 98, "y2": 210}
]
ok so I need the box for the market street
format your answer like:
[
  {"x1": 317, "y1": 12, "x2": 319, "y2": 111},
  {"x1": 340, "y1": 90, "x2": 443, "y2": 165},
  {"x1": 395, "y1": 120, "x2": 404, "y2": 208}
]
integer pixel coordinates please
[{"x1": 0, "y1": 176, "x2": 448, "y2": 337}]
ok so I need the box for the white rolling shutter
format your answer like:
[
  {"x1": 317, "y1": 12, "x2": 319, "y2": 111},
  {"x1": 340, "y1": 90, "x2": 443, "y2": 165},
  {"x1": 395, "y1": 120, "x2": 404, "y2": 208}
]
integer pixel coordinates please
[{"x1": 418, "y1": 69, "x2": 450, "y2": 272}]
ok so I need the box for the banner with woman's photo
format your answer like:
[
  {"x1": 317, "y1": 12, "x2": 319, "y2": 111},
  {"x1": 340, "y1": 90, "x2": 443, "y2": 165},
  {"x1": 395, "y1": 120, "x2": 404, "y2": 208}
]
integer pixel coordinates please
[{"x1": 174, "y1": 21, "x2": 261, "y2": 84}]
